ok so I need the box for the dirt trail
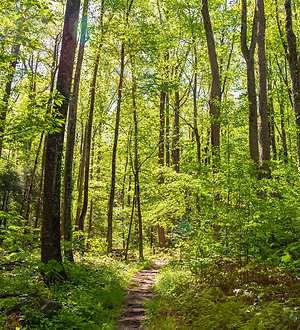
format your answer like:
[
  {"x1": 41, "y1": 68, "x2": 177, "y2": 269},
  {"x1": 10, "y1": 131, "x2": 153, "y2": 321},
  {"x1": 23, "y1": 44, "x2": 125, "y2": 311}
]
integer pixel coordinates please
[{"x1": 119, "y1": 261, "x2": 164, "y2": 330}]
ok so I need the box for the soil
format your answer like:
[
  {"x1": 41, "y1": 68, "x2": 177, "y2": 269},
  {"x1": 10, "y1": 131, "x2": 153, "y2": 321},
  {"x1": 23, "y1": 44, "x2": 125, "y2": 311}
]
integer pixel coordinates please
[{"x1": 118, "y1": 261, "x2": 164, "y2": 330}]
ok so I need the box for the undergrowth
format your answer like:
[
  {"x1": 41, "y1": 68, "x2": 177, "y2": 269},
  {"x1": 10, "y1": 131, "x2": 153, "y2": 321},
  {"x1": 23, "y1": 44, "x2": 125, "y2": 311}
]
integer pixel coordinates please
[
  {"x1": 0, "y1": 251, "x2": 139, "y2": 330},
  {"x1": 145, "y1": 258, "x2": 300, "y2": 330}
]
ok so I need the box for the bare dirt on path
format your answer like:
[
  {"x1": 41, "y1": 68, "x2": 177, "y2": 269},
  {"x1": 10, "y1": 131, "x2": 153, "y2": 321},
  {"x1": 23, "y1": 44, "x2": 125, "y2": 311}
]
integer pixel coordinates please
[{"x1": 118, "y1": 261, "x2": 165, "y2": 330}]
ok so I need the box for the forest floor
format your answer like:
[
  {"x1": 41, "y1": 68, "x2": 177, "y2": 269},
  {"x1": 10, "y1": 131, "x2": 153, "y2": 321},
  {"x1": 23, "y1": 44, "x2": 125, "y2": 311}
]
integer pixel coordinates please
[{"x1": 119, "y1": 259, "x2": 166, "y2": 330}]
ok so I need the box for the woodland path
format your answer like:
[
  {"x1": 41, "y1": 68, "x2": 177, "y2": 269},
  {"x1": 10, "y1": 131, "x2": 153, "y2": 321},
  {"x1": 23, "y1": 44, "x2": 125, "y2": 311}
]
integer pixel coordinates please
[{"x1": 118, "y1": 260, "x2": 165, "y2": 330}]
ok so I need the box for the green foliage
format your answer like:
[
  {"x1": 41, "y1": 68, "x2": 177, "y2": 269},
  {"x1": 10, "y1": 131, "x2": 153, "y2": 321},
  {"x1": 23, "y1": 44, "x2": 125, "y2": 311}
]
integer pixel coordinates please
[
  {"x1": 0, "y1": 253, "x2": 133, "y2": 330},
  {"x1": 146, "y1": 261, "x2": 300, "y2": 330}
]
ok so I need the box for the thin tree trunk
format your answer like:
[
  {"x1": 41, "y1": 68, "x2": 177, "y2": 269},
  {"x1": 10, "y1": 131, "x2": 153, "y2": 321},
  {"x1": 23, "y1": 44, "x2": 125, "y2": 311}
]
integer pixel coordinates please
[
  {"x1": 75, "y1": 126, "x2": 87, "y2": 229},
  {"x1": 35, "y1": 139, "x2": 46, "y2": 229},
  {"x1": 125, "y1": 194, "x2": 135, "y2": 261},
  {"x1": 158, "y1": 90, "x2": 166, "y2": 174},
  {"x1": 193, "y1": 44, "x2": 201, "y2": 172},
  {"x1": 165, "y1": 92, "x2": 171, "y2": 166},
  {"x1": 107, "y1": 42, "x2": 125, "y2": 253},
  {"x1": 46, "y1": 33, "x2": 61, "y2": 113},
  {"x1": 241, "y1": 0, "x2": 259, "y2": 167},
  {"x1": 87, "y1": 199, "x2": 93, "y2": 237},
  {"x1": 257, "y1": 0, "x2": 270, "y2": 177},
  {"x1": 24, "y1": 133, "x2": 44, "y2": 222},
  {"x1": 121, "y1": 133, "x2": 131, "y2": 249},
  {"x1": 107, "y1": 0, "x2": 134, "y2": 254},
  {"x1": 78, "y1": 74, "x2": 97, "y2": 229},
  {"x1": 41, "y1": 0, "x2": 80, "y2": 266},
  {"x1": 131, "y1": 62, "x2": 143, "y2": 260},
  {"x1": 172, "y1": 90, "x2": 180, "y2": 172},
  {"x1": 63, "y1": 0, "x2": 89, "y2": 262},
  {"x1": 278, "y1": 93, "x2": 288, "y2": 160},
  {"x1": 201, "y1": 0, "x2": 221, "y2": 167},
  {"x1": 0, "y1": 43, "x2": 21, "y2": 157},
  {"x1": 284, "y1": 0, "x2": 300, "y2": 171},
  {"x1": 268, "y1": 83, "x2": 277, "y2": 160},
  {"x1": 158, "y1": 86, "x2": 167, "y2": 246}
]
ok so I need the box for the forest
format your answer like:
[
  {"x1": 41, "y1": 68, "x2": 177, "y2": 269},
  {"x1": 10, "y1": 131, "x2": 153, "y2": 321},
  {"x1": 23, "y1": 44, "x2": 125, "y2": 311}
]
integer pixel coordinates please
[{"x1": 1, "y1": 0, "x2": 300, "y2": 328}]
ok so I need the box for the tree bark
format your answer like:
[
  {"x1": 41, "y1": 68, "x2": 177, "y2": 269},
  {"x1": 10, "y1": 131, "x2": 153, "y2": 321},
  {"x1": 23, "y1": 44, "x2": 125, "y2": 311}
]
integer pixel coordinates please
[
  {"x1": 77, "y1": 65, "x2": 97, "y2": 230},
  {"x1": 201, "y1": 0, "x2": 221, "y2": 167},
  {"x1": 0, "y1": 43, "x2": 21, "y2": 157},
  {"x1": 41, "y1": 0, "x2": 80, "y2": 265},
  {"x1": 241, "y1": 0, "x2": 259, "y2": 167},
  {"x1": 158, "y1": 90, "x2": 166, "y2": 173},
  {"x1": 284, "y1": 0, "x2": 300, "y2": 171},
  {"x1": 75, "y1": 125, "x2": 87, "y2": 230},
  {"x1": 268, "y1": 82, "x2": 277, "y2": 160},
  {"x1": 63, "y1": 0, "x2": 89, "y2": 262},
  {"x1": 278, "y1": 92, "x2": 288, "y2": 161},
  {"x1": 131, "y1": 62, "x2": 143, "y2": 260},
  {"x1": 107, "y1": 43, "x2": 125, "y2": 253},
  {"x1": 24, "y1": 133, "x2": 44, "y2": 222},
  {"x1": 165, "y1": 92, "x2": 171, "y2": 166},
  {"x1": 193, "y1": 43, "x2": 201, "y2": 172},
  {"x1": 256, "y1": 0, "x2": 270, "y2": 177},
  {"x1": 172, "y1": 90, "x2": 180, "y2": 172}
]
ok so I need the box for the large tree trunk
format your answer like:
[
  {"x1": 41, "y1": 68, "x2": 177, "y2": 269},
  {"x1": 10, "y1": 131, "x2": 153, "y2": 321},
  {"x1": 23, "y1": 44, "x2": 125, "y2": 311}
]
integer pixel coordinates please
[
  {"x1": 63, "y1": 0, "x2": 89, "y2": 262},
  {"x1": 284, "y1": 0, "x2": 300, "y2": 171},
  {"x1": 201, "y1": 0, "x2": 221, "y2": 167},
  {"x1": 41, "y1": 0, "x2": 81, "y2": 266},
  {"x1": 241, "y1": 0, "x2": 259, "y2": 167},
  {"x1": 256, "y1": 0, "x2": 270, "y2": 177}
]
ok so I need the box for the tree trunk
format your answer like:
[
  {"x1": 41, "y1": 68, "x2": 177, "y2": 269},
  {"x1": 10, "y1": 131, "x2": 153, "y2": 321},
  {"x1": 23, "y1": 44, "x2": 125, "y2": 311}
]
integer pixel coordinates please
[
  {"x1": 284, "y1": 0, "x2": 300, "y2": 171},
  {"x1": 125, "y1": 194, "x2": 135, "y2": 261},
  {"x1": 131, "y1": 62, "x2": 143, "y2": 260},
  {"x1": 107, "y1": 42, "x2": 125, "y2": 253},
  {"x1": 41, "y1": 0, "x2": 80, "y2": 266},
  {"x1": 75, "y1": 125, "x2": 87, "y2": 230},
  {"x1": 165, "y1": 92, "x2": 171, "y2": 166},
  {"x1": 121, "y1": 136, "x2": 131, "y2": 249},
  {"x1": 63, "y1": 0, "x2": 89, "y2": 262},
  {"x1": 193, "y1": 44, "x2": 201, "y2": 172},
  {"x1": 241, "y1": 0, "x2": 259, "y2": 167},
  {"x1": 78, "y1": 70, "x2": 97, "y2": 230},
  {"x1": 172, "y1": 90, "x2": 180, "y2": 173},
  {"x1": 158, "y1": 90, "x2": 166, "y2": 173},
  {"x1": 24, "y1": 133, "x2": 44, "y2": 222},
  {"x1": 201, "y1": 0, "x2": 221, "y2": 167},
  {"x1": 278, "y1": 93, "x2": 288, "y2": 161},
  {"x1": 0, "y1": 43, "x2": 21, "y2": 157},
  {"x1": 256, "y1": 0, "x2": 270, "y2": 177},
  {"x1": 268, "y1": 83, "x2": 277, "y2": 160}
]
